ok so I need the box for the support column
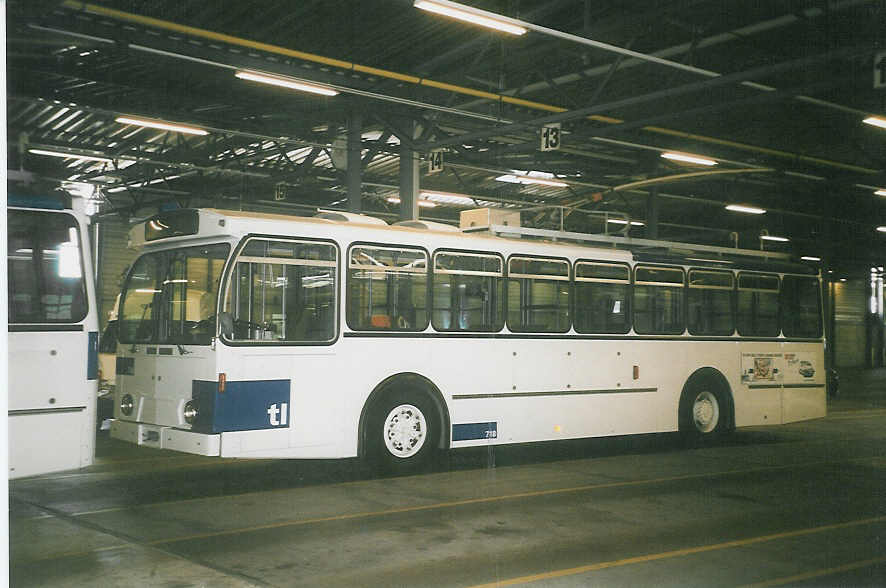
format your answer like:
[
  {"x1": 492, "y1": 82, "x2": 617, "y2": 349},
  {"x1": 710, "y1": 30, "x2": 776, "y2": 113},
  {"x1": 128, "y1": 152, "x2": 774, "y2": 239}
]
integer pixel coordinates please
[
  {"x1": 347, "y1": 109, "x2": 363, "y2": 213},
  {"x1": 399, "y1": 120, "x2": 419, "y2": 221}
]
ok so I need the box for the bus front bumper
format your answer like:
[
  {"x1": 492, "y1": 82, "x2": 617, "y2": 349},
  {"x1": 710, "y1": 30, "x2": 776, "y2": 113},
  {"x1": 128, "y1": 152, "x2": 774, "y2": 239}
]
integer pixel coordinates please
[{"x1": 110, "y1": 419, "x2": 220, "y2": 456}]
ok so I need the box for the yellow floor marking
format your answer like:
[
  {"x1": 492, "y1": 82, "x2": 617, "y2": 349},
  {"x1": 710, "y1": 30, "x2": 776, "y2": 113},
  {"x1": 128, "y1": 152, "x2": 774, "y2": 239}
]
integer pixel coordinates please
[
  {"x1": 739, "y1": 555, "x2": 886, "y2": 588},
  {"x1": 468, "y1": 517, "x2": 886, "y2": 588},
  {"x1": 827, "y1": 411, "x2": 886, "y2": 421},
  {"x1": 13, "y1": 456, "x2": 883, "y2": 564},
  {"x1": 141, "y1": 457, "x2": 874, "y2": 546},
  {"x1": 24, "y1": 455, "x2": 874, "y2": 520}
]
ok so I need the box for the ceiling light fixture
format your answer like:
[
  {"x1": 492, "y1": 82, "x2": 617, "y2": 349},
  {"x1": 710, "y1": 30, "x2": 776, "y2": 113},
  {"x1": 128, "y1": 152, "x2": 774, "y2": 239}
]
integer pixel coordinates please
[
  {"x1": 115, "y1": 116, "x2": 208, "y2": 136},
  {"x1": 800, "y1": 256, "x2": 821, "y2": 262},
  {"x1": 725, "y1": 204, "x2": 766, "y2": 214},
  {"x1": 495, "y1": 174, "x2": 568, "y2": 187},
  {"x1": 386, "y1": 196, "x2": 436, "y2": 208},
  {"x1": 862, "y1": 116, "x2": 886, "y2": 130},
  {"x1": 235, "y1": 71, "x2": 339, "y2": 96},
  {"x1": 661, "y1": 152, "x2": 718, "y2": 166},
  {"x1": 414, "y1": 0, "x2": 527, "y2": 35},
  {"x1": 760, "y1": 235, "x2": 790, "y2": 242},
  {"x1": 875, "y1": 189, "x2": 886, "y2": 197},
  {"x1": 606, "y1": 218, "x2": 645, "y2": 226},
  {"x1": 28, "y1": 148, "x2": 112, "y2": 163},
  {"x1": 878, "y1": 226, "x2": 886, "y2": 233}
]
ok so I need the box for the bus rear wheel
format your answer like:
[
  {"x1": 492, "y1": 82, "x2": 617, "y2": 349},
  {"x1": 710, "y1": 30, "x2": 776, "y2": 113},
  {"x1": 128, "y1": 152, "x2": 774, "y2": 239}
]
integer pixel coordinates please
[
  {"x1": 679, "y1": 378, "x2": 730, "y2": 439},
  {"x1": 691, "y1": 390, "x2": 720, "y2": 434},
  {"x1": 368, "y1": 391, "x2": 439, "y2": 473}
]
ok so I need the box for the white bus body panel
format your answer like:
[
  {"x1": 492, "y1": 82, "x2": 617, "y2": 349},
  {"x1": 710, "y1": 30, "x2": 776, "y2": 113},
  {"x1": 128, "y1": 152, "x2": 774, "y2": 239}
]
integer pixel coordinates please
[{"x1": 8, "y1": 207, "x2": 98, "y2": 479}]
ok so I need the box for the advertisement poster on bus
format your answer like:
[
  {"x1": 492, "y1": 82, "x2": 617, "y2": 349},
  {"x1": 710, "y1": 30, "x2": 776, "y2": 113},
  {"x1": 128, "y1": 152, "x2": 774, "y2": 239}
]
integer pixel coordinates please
[{"x1": 741, "y1": 352, "x2": 818, "y2": 386}]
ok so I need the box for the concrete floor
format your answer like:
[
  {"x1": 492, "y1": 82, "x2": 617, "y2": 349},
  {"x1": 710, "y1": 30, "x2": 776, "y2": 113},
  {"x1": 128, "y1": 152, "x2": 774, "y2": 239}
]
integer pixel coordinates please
[{"x1": 10, "y1": 368, "x2": 886, "y2": 587}]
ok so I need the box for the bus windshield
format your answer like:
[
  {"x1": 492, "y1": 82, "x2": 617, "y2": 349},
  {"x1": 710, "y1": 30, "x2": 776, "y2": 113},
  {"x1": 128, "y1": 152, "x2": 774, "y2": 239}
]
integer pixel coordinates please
[{"x1": 119, "y1": 243, "x2": 230, "y2": 345}]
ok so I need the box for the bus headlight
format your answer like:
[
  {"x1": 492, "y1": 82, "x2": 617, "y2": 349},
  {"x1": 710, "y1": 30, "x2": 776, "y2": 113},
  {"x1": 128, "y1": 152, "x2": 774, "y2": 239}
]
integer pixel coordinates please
[
  {"x1": 183, "y1": 400, "x2": 198, "y2": 425},
  {"x1": 120, "y1": 394, "x2": 134, "y2": 416}
]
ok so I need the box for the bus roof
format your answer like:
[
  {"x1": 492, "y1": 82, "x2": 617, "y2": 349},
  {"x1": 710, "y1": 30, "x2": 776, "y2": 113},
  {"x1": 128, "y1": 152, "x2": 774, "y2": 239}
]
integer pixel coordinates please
[{"x1": 129, "y1": 208, "x2": 815, "y2": 274}]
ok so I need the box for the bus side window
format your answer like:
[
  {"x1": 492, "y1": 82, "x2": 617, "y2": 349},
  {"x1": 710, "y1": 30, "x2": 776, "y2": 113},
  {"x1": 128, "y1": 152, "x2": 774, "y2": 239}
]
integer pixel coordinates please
[
  {"x1": 223, "y1": 238, "x2": 337, "y2": 343},
  {"x1": 7, "y1": 210, "x2": 88, "y2": 324},
  {"x1": 687, "y1": 269, "x2": 734, "y2": 336},
  {"x1": 736, "y1": 273, "x2": 780, "y2": 337},
  {"x1": 347, "y1": 245, "x2": 428, "y2": 331},
  {"x1": 574, "y1": 261, "x2": 630, "y2": 334},
  {"x1": 432, "y1": 251, "x2": 504, "y2": 332},
  {"x1": 507, "y1": 256, "x2": 570, "y2": 333},
  {"x1": 633, "y1": 266, "x2": 685, "y2": 335},
  {"x1": 781, "y1": 276, "x2": 822, "y2": 338}
]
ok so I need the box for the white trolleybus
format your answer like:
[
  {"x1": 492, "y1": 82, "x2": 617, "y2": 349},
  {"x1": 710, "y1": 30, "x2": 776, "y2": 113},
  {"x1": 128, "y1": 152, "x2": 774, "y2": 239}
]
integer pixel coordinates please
[
  {"x1": 7, "y1": 195, "x2": 99, "y2": 478},
  {"x1": 109, "y1": 208, "x2": 825, "y2": 471}
]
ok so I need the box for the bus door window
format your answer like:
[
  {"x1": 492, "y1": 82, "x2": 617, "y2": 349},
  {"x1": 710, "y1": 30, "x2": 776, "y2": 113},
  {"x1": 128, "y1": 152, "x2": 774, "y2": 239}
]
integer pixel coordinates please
[
  {"x1": 347, "y1": 245, "x2": 428, "y2": 331},
  {"x1": 688, "y1": 269, "x2": 735, "y2": 336},
  {"x1": 781, "y1": 276, "x2": 822, "y2": 338},
  {"x1": 633, "y1": 266, "x2": 685, "y2": 335},
  {"x1": 574, "y1": 261, "x2": 630, "y2": 334},
  {"x1": 7, "y1": 210, "x2": 87, "y2": 323},
  {"x1": 507, "y1": 257, "x2": 570, "y2": 333},
  {"x1": 736, "y1": 273, "x2": 780, "y2": 337},
  {"x1": 432, "y1": 251, "x2": 504, "y2": 332},
  {"x1": 223, "y1": 239, "x2": 337, "y2": 342}
]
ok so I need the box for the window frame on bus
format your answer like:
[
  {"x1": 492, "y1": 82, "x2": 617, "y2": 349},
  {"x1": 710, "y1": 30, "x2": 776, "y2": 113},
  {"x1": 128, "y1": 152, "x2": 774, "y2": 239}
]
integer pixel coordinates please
[
  {"x1": 7, "y1": 209, "x2": 90, "y2": 325},
  {"x1": 687, "y1": 268, "x2": 735, "y2": 336},
  {"x1": 431, "y1": 248, "x2": 506, "y2": 333},
  {"x1": 346, "y1": 241, "x2": 431, "y2": 333},
  {"x1": 736, "y1": 271, "x2": 781, "y2": 338},
  {"x1": 219, "y1": 234, "x2": 341, "y2": 347},
  {"x1": 780, "y1": 274, "x2": 823, "y2": 339},
  {"x1": 573, "y1": 259, "x2": 631, "y2": 335},
  {"x1": 632, "y1": 264, "x2": 686, "y2": 335},
  {"x1": 118, "y1": 240, "x2": 232, "y2": 346},
  {"x1": 505, "y1": 254, "x2": 572, "y2": 334}
]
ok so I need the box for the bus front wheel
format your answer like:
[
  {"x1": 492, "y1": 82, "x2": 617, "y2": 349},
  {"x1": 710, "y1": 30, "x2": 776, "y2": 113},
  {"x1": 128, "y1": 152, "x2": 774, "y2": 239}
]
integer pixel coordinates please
[{"x1": 368, "y1": 391, "x2": 439, "y2": 473}]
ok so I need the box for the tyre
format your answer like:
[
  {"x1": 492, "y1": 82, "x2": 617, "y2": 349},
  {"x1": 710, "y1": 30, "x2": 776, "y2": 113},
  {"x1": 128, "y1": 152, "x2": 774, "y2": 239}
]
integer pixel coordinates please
[
  {"x1": 679, "y1": 377, "x2": 731, "y2": 439},
  {"x1": 367, "y1": 390, "x2": 439, "y2": 473}
]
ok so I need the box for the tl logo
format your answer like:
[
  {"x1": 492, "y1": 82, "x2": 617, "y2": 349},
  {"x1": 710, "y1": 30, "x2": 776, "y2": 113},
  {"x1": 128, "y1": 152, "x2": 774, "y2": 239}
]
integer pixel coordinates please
[{"x1": 267, "y1": 403, "x2": 289, "y2": 426}]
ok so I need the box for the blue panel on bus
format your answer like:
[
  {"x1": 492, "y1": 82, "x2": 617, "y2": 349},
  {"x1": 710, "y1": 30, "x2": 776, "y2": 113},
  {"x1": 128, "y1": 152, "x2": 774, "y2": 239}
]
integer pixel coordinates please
[
  {"x1": 8, "y1": 194, "x2": 65, "y2": 210},
  {"x1": 191, "y1": 379, "x2": 291, "y2": 434},
  {"x1": 87, "y1": 331, "x2": 99, "y2": 380},
  {"x1": 452, "y1": 422, "x2": 498, "y2": 441}
]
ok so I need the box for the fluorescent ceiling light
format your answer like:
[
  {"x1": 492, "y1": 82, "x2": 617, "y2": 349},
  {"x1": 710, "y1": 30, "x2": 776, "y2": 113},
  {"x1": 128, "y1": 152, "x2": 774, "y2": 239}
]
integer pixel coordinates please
[
  {"x1": 386, "y1": 196, "x2": 436, "y2": 208},
  {"x1": 875, "y1": 189, "x2": 886, "y2": 197},
  {"x1": 495, "y1": 174, "x2": 567, "y2": 187},
  {"x1": 877, "y1": 226, "x2": 886, "y2": 233},
  {"x1": 235, "y1": 71, "x2": 339, "y2": 96},
  {"x1": 760, "y1": 235, "x2": 789, "y2": 242},
  {"x1": 661, "y1": 152, "x2": 718, "y2": 166},
  {"x1": 862, "y1": 116, "x2": 886, "y2": 130},
  {"x1": 800, "y1": 256, "x2": 821, "y2": 262},
  {"x1": 107, "y1": 174, "x2": 182, "y2": 193},
  {"x1": 607, "y1": 218, "x2": 645, "y2": 226},
  {"x1": 115, "y1": 116, "x2": 208, "y2": 136},
  {"x1": 29, "y1": 148, "x2": 112, "y2": 163},
  {"x1": 414, "y1": 0, "x2": 527, "y2": 35},
  {"x1": 725, "y1": 204, "x2": 766, "y2": 215}
]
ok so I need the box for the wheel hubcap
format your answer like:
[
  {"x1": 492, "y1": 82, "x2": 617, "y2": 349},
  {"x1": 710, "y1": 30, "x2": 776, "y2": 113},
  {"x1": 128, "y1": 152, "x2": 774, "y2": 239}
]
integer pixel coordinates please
[
  {"x1": 692, "y1": 391, "x2": 720, "y2": 433},
  {"x1": 383, "y1": 404, "x2": 427, "y2": 458}
]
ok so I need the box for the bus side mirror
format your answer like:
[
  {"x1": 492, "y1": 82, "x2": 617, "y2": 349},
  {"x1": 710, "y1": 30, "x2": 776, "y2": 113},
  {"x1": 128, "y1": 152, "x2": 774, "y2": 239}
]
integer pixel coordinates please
[{"x1": 218, "y1": 312, "x2": 234, "y2": 338}]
